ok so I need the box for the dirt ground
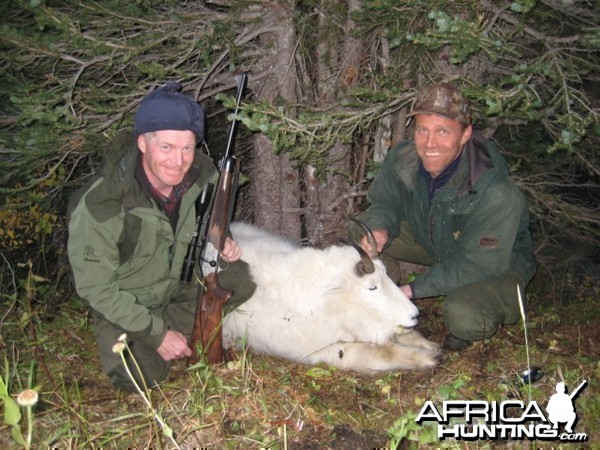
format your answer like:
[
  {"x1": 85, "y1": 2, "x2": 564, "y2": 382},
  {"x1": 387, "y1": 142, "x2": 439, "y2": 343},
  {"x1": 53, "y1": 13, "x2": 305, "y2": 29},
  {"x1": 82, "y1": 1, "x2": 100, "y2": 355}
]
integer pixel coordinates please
[{"x1": 1, "y1": 271, "x2": 598, "y2": 449}]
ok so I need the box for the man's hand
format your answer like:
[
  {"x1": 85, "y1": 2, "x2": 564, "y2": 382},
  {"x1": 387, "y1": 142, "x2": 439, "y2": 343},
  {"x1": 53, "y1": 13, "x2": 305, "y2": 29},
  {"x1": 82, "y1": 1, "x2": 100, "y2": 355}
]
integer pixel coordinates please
[
  {"x1": 157, "y1": 330, "x2": 192, "y2": 361},
  {"x1": 221, "y1": 236, "x2": 242, "y2": 262},
  {"x1": 360, "y1": 228, "x2": 389, "y2": 254},
  {"x1": 400, "y1": 284, "x2": 413, "y2": 299}
]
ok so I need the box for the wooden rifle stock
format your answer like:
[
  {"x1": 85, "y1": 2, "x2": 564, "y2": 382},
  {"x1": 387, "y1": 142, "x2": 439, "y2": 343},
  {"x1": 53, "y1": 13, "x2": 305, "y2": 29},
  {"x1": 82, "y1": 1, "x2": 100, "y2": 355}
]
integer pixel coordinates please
[
  {"x1": 188, "y1": 272, "x2": 230, "y2": 365},
  {"x1": 188, "y1": 73, "x2": 247, "y2": 365}
]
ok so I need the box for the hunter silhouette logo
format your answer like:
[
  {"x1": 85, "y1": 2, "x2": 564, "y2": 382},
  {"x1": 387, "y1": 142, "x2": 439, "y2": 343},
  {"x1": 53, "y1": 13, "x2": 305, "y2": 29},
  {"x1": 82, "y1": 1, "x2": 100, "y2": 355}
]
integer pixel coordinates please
[
  {"x1": 416, "y1": 379, "x2": 588, "y2": 442},
  {"x1": 546, "y1": 380, "x2": 587, "y2": 434}
]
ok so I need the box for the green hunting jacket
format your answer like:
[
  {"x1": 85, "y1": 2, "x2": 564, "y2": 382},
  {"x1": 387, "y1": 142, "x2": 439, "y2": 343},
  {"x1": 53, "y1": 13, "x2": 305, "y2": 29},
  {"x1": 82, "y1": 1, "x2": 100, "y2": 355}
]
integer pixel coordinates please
[
  {"x1": 67, "y1": 131, "x2": 217, "y2": 349},
  {"x1": 359, "y1": 131, "x2": 536, "y2": 298}
]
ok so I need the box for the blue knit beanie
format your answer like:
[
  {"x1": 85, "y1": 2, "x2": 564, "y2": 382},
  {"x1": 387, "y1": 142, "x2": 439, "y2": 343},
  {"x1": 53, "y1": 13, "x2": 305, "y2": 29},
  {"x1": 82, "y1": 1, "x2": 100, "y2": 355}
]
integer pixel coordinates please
[{"x1": 134, "y1": 82, "x2": 205, "y2": 140}]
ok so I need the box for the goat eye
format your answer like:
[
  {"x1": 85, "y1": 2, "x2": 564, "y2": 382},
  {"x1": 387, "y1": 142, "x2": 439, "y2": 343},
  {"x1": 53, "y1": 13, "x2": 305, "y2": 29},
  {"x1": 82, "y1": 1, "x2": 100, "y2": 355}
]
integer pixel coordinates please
[{"x1": 368, "y1": 285, "x2": 378, "y2": 291}]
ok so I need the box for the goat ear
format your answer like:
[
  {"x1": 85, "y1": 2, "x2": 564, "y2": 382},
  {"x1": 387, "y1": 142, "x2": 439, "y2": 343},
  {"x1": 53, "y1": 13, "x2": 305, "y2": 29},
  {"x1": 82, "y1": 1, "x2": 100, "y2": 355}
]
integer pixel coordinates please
[
  {"x1": 355, "y1": 261, "x2": 367, "y2": 277},
  {"x1": 340, "y1": 238, "x2": 375, "y2": 275}
]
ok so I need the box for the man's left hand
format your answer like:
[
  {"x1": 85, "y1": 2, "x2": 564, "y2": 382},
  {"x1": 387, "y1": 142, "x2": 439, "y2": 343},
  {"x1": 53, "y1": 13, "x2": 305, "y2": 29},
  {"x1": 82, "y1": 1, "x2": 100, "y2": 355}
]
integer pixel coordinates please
[
  {"x1": 400, "y1": 284, "x2": 413, "y2": 299},
  {"x1": 222, "y1": 237, "x2": 242, "y2": 262},
  {"x1": 157, "y1": 330, "x2": 192, "y2": 361}
]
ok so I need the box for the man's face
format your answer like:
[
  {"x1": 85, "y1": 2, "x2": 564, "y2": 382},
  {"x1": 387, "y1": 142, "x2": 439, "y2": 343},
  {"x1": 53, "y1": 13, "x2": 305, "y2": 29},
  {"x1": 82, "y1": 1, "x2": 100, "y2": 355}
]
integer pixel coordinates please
[
  {"x1": 138, "y1": 129, "x2": 196, "y2": 196},
  {"x1": 413, "y1": 114, "x2": 472, "y2": 178}
]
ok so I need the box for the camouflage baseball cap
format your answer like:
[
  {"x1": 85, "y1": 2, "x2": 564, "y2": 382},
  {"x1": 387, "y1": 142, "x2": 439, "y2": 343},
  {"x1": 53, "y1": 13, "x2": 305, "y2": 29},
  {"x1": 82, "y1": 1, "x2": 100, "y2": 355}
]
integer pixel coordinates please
[{"x1": 407, "y1": 83, "x2": 471, "y2": 125}]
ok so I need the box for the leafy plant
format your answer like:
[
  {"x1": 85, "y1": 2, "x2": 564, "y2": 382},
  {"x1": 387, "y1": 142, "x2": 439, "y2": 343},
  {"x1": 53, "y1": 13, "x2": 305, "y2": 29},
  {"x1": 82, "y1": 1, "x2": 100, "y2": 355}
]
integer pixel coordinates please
[{"x1": 387, "y1": 411, "x2": 440, "y2": 449}]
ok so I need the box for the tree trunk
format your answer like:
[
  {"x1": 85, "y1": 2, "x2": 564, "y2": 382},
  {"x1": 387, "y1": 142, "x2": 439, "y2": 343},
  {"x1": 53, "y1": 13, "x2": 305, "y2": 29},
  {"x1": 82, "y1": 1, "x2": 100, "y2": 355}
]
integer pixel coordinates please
[
  {"x1": 304, "y1": 0, "x2": 363, "y2": 246},
  {"x1": 250, "y1": 2, "x2": 302, "y2": 239}
]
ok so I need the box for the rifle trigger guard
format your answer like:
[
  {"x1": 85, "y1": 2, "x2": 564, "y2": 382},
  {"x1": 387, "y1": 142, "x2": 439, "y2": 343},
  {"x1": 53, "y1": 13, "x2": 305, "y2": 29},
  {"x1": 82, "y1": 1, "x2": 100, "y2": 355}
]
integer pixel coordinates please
[{"x1": 218, "y1": 259, "x2": 230, "y2": 272}]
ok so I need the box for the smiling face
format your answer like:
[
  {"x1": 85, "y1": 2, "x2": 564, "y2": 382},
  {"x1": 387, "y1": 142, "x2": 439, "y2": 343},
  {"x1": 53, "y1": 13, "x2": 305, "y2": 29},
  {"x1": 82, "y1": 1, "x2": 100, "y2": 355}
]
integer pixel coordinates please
[
  {"x1": 137, "y1": 129, "x2": 196, "y2": 196},
  {"x1": 413, "y1": 113, "x2": 472, "y2": 178}
]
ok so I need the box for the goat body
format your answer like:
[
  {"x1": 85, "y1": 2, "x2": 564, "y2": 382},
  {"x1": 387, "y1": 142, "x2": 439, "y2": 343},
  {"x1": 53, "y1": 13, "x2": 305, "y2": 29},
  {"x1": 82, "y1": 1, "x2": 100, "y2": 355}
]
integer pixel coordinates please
[{"x1": 223, "y1": 222, "x2": 442, "y2": 373}]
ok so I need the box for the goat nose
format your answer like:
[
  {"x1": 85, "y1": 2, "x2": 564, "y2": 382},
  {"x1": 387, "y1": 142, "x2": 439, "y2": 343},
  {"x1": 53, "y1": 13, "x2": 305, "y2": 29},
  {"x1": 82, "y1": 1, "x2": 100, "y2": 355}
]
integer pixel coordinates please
[{"x1": 411, "y1": 310, "x2": 420, "y2": 323}]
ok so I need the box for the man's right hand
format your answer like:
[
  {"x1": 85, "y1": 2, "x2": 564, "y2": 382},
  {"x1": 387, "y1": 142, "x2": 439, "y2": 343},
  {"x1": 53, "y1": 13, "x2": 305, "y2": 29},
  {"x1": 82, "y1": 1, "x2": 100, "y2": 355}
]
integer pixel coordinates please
[
  {"x1": 360, "y1": 228, "x2": 389, "y2": 254},
  {"x1": 157, "y1": 329, "x2": 192, "y2": 361}
]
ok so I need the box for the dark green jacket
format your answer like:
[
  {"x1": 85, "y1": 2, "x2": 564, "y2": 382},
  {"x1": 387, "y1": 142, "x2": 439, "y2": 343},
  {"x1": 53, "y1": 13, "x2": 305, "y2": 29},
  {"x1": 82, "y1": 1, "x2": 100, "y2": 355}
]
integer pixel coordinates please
[
  {"x1": 360, "y1": 131, "x2": 536, "y2": 298},
  {"x1": 67, "y1": 132, "x2": 217, "y2": 348}
]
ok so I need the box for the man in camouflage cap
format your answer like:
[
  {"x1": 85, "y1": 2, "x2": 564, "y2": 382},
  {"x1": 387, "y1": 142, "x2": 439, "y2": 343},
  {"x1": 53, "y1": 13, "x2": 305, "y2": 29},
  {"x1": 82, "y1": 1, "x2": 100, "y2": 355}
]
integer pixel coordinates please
[{"x1": 351, "y1": 83, "x2": 536, "y2": 350}]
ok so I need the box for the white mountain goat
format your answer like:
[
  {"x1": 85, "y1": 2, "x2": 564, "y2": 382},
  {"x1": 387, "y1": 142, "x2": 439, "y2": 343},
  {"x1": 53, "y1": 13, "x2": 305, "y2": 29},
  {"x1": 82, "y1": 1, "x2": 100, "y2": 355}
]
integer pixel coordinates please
[{"x1": 222, "y1": 221, "x2": 442, "y2": 373}]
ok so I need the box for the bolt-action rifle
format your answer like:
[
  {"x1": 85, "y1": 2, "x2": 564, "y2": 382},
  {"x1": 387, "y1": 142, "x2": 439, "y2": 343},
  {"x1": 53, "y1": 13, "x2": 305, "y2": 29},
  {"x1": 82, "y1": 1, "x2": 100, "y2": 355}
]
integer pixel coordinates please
[{"x1": 186, "y1": 73, "x2": 248, "y2": 365}]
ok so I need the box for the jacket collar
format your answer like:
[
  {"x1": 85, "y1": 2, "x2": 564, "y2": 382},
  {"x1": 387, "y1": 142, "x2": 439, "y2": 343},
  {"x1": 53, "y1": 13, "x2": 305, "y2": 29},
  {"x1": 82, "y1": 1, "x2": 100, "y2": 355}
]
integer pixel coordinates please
[
  {"x1": 418, "y1": 151, "x2": 463, "y2": 200},
  {"x1": 82, "y1": 130, "x2": 216, "y2": 222},
  {"x1": 393, "y1": 130, "x2": 501, "y2": 198}
]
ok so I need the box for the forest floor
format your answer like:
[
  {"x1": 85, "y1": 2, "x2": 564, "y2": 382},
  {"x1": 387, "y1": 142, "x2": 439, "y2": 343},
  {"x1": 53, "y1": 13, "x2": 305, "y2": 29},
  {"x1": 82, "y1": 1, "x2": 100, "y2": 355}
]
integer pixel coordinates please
[{"x1": 0, "y1": 268, "x2": 598, "y2": 449}]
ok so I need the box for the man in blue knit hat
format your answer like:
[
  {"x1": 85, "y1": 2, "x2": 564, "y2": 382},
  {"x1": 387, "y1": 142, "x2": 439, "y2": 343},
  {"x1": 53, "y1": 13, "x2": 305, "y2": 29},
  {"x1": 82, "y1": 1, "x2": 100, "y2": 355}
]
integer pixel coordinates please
[{"x1": 68, "y1": 82, "x2": 254, "y2": 391}]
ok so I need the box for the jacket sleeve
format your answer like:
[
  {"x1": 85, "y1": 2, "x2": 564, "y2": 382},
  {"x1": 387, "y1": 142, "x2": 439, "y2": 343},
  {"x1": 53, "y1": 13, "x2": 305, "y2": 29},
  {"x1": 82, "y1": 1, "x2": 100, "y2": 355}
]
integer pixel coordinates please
[
  {"x1": 67, "y1": 200, "x2": 167, "y2": 349},
  {"x1": 412, "y1": 179, "x2": 524, "y2": 298}
]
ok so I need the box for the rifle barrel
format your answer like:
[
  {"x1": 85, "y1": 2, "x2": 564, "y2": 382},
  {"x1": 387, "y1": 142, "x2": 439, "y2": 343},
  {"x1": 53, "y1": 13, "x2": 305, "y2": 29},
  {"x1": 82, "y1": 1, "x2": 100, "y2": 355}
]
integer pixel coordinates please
[{"x1": 222, "y1": 73, "x2": 248, "y2": 164}]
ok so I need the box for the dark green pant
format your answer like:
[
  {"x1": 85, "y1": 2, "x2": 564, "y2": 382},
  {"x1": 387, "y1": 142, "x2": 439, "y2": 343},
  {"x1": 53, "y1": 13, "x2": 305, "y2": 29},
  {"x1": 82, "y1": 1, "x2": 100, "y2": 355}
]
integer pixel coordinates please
[
  {"x1": 94, "y1": 260, "x2": 256, "y2": 392},
  {"x1": 382, "y1": 223, "x2": 524, "y2": 342},
  {"x1": 94, "y1": 299, "x2": 195, "y2": 393}
]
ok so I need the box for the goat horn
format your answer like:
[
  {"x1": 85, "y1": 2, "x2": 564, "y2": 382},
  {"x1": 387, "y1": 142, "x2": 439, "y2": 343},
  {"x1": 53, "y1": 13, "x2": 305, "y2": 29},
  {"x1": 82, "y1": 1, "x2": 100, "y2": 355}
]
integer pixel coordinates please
[
  {"x1": 350, "y1": 218, "x2": 379, "y2": 260},
  {"x1": 340, "y1": 239, "x2": 375, "y2": 275}
]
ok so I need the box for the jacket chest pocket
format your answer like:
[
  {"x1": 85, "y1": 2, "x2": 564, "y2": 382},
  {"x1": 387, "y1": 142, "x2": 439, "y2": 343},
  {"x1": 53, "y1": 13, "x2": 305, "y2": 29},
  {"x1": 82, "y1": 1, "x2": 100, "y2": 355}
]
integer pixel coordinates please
[
  {"x1": 133, "y1": 225, "x2": 174, "y2": 266},
  {"x1": 431, "y1": 203, "x2": 462, "y2": 256},
  {"x1": 118, "y1": 211, "x2": 174, "y2": 272}
]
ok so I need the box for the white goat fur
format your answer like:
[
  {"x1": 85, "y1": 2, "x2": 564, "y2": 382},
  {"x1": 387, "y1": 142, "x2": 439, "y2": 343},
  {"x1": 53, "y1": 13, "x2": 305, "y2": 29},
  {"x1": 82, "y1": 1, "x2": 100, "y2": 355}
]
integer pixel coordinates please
[{"x1": 223, "y1": 222, "x2": 442, "y2": 373}]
